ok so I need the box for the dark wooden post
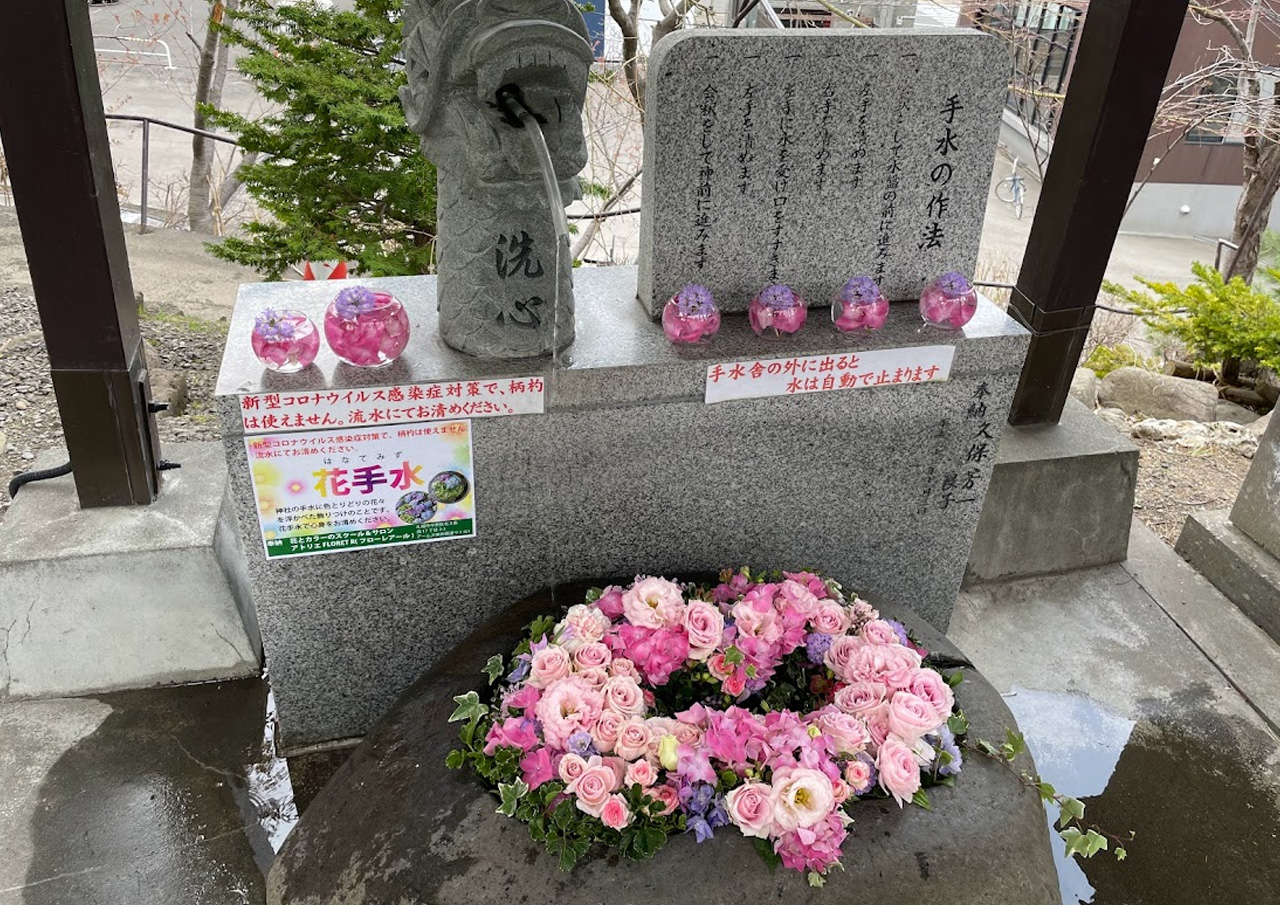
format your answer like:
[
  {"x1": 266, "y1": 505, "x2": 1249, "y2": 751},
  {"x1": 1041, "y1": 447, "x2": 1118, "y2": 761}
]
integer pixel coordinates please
[
  {"x1": 0, "y1": 0, "x2": 160, "y2": 505},
  {"x1": 1007, "y1": 0, "x2": 1189, "y2": 425}
]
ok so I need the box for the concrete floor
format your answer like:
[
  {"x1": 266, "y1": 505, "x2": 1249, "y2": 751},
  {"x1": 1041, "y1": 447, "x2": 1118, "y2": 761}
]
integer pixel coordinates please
[{"x1": 1, "y1": 517, "x2": 1277, "y2": 904}]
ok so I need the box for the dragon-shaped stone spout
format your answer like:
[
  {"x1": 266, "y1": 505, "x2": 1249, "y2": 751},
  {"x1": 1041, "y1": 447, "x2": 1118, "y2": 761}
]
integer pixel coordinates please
[{"x1": 401, "y1": 0, "x2": 592, "y2": 359}]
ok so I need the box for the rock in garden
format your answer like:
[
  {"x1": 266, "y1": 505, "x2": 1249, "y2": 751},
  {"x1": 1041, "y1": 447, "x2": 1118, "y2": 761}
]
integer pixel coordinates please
[
  {"x1": 1248, "y1": 411, "x2": 1272, "y2": 436},
  {"x1": 1095, "y1": 406, "x2": 1131, "y2": 435},
  {"x1": 1222, "y1": 386, "x2": 1267, "y2": 410},
  {"x1": 1098, "y1": 366, "x2": 1219, "y2": 422},
  {"x1": 1069, "y1": 367, "x2": 1098, "y2": 408},
  {"x1": 1216, "y1": 400, "x2": 1261, "y2": 425},
  {"x1": 1256, "y1": 368, "x2": 1279, "y2": 405}
]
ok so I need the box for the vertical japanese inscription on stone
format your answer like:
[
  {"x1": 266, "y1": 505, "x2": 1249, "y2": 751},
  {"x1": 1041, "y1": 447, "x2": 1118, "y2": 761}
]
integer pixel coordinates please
[
  {"x1": 493, "y1": 230, "x2": 546, "y2": 330},
  {"x1": 769, "y1": 82, "x2": 797, "y2": 282},
  {"x1": 738, "y1": 83, "x2": 757, "y2": 196},
  {"x1": 921, "y1": 94, "x2": 964, "y2": 253},
  {"x1": 814, "y1": 83, "x2": 836, "y2": 192},
  {"x1": 694, "y1": 84, "x2": 718, "y2": 271}
]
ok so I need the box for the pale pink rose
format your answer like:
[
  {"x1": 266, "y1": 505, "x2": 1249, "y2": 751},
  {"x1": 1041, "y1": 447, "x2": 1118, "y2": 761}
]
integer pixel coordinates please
[
  {"x1": 811, "y1": 602, "x2": 851, "y2": 635},
  {"x1": 851, "y1": 643, "x2": 921, "y2": 689},
  {"x1": 770, "y1": 768, "x2": 836, "y2": 832},
  {"x1": 776, "y1": 580, "x2": 820, "y2": 618},
  {"x1": 647, "y1": 783, "x2": 680, "y2": 816},
  {"x1": 861, "y1": 619, "x2": 903, "y2": 646},
  {"x1": 725, "y1": 782, "x2": 775, "y2": 838},
  {"x1": 844, "y1": 757, "x2": 874, "y2": 794},
  {"x1": 534, "y1": 676, "x2": 604, "y2": 749},
  {"x1": 888, "y1": 691, "x2": 945, "y2": 742},
  {"x1": 604, "y1": 756, "x2": 627, "y2": 789},
  {"x1": 817, "y1": 710, "x2": 872, "y2": 755},
  {"x1": 671, "y1": 720, "x2": 703, "y2": 747},
  {"x1": 602, "y1": 675, "x2": 646, "y2": 717},
  {"x1": 590, "y1": 709, "x2": 625, "y2": 754},
  {"x1": 609, "y1": 657, "x2": 641, "y2": 680},
  {"x1": 615, "y1": 718, "x2": 651, "y2": 761},
  {"x1": 625, "y1": 758, "x2": 658, "y2": 788},
  {"x1": 831, "y1": 778, "x2": 852, "y2": 806},
  {"x1": 528, "y1": 645, "x2": 572, "y2": 688},
  {"x1": 877, "y1": 736, "x2": 922, "y2": 806},
  {"x1": 576, "y1": 666, "x2": 610, "y2": 690},
  {"x1": 600, "y1": 793, "x2": 633, "y2": 829},
  {"x1": 833, "y1": 681, "x2": 886, "y2": 716},
  {"x1": 643, "y1": 718, "x2": 679, "y2": 762},
  {"x1": 558, "y1": 752, "x2": 589, "y2": 785},
  {"x1": 908, "y1": 668, "x2": 956, "y2": 723},
  {"x1": 622, "y1": 577, "x2": 686, "y2": 629},
  {"x1": 572, "y1": 641, "x2": 612, "y2": 671},
  {"x1": 683, "y1": 601, "x2": 725, "y2": 660},
  {"x1": 561, "y1": 604, "x2": 611, "y2": 649},
  {"x1": 864, "y1": 702, "x2": 892, "y2": 750},
  {"x1": 707, "y1": 653, "x2": 733, "y2": 681},
  {"x1": 569, "y1": 762, "x2": 617, "y2": 817},
  {"x1": 824, "y1": 635, "x2": 863, "y2": 681}
]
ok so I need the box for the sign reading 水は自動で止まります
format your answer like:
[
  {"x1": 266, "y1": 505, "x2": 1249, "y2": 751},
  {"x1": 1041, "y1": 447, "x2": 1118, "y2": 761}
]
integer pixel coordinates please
[
  {"x1": 704, "y1": 345, "x2": 956, "y2": 404},
  {"x1": 237, "y1": 376, "x2": 545, "y2": 434},
  {"x1": 244, "y1": 420, "x2": 476, "y2": 559}
]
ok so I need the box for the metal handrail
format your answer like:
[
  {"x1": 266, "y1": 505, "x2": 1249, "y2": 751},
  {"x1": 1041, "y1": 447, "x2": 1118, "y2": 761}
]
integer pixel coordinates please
[{"x1": 103, "y1": 114, "x2": 239, "y2": 233}]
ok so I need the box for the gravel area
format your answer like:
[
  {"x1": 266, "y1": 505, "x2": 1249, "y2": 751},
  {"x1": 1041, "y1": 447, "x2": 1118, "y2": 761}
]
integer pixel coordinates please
[
  {"x1": 1132, "y1": 438, "x2": 1253, "y2": 546},
  {"x1": 0, "y1": 286, "x2": 226, "y2": 521}
]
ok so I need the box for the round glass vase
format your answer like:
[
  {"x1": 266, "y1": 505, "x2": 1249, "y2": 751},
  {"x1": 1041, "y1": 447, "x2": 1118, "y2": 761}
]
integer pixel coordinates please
[
  {"x1": 251, "y1": 309, "x2": 319, "y2": 374},
  {"x1": 662, "y1": 284, "x2": 721, "y2": 344},
  {"x1": 324, "y1": 287, "x2": 411, "y2": 367},
  {"x1": 919, "y1": 272, "x2": 978, "y2": 331},
  {"x1": 831, "y1": 276, "x2": 889, "y2": 334},
  {"x1": 748, "y1": 284, "x2": 807, "y2": 336}
]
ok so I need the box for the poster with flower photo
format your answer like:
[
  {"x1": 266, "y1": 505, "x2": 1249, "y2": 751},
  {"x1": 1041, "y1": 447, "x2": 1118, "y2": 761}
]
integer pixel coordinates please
[{"x1": 244, "y1": 420, "x2": 476, "y2": 558}]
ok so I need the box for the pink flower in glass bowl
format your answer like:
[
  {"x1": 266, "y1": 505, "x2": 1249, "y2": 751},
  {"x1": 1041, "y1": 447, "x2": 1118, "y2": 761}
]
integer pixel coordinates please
[
  {"x1": 919, "y1": 272, "x2": 978, "y2": 330},
  {"x1": 323, "y1": 286, "x2": 411, "y2": 367},
  {"x1": 662, "y1": 284, "x2": 721, "y2": 344},
  {"x1": 251, "y1": 308, "x2": 319, "y2": 373},
  {"x1": 832, "y1": 276, "x2": 889, "y2": 333},
  {"x1": 749, "y1": 284, "x2": 807, "y2": 336}
]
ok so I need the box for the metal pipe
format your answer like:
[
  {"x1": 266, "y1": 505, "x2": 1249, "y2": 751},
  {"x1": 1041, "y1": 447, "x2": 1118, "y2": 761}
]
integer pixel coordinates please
[{"x1": 140, "y1": 117, "x2": 150, "y2": 234}]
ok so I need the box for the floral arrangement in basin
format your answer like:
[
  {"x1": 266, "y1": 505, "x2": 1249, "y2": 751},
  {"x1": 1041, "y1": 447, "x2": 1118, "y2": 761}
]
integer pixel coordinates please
[
  {"x1": 662, "y1": 284, "x2": 721, "y2": 344},
  {"x1": 251, "y1": 308, "x2": 319, "y2": 373},
  {"x1": 448, "y1": 568, "x2": 967, "y2": 885},
  {"x1": 324, "y1": 285, "x2": 411, "y2": 367},
  {"x1": 749, "y1": 285, "x2": 808, "y2": 336},
  {"x1": 831, "y1": 277, "x2": 889, "y2": 334}
]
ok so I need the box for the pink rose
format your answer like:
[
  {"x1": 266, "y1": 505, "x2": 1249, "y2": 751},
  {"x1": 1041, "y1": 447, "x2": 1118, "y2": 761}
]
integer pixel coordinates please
[
  {"x1": 534, "y1": 676, "x2": 604, "y2": 750},
  {"x1": 811, "y1": 602, "x2": 850, "y2": 635},
  {"x1": 725, "y1": 781, "x2": 775, "y2": 838},
  {"x1": 844, "y1": 756, "x2": 875, "y2": 795},
  {"x1": 864, "y1": 702, "x2": 892, "y2": 750},
  {"x1": 777, "y1": 580, "x2": 820, "y2": 619},
  {"x1": 624, "y1": 758, "x2": 658, "y2": 788},
  {"x1": 816, "y1": 710, "x2": 871, "y2": 755},
  {"x1": 647, "y1": 783, "x2": 680, "y2": 815},
  {"x1": 602, "y1": 675, "x2": 646, "y2": 717},
  {"x1": 724, "y1": 670, "x2": 747, "y2": 697},
  {"x1": 609, "y1": 657, "x2": 641, "y2": 680},
  {"x1": 528, "y1": 645, "x2": 572, "y2": 688},
  {"x1": 707, "y1": 653, "x2": 733, "y2": 681},
  {"x1": 575, "y1": 666, "x2": 609, "y2": 690},
  {"x1": 861, "y1": 619, "x2": 902, "y2": 646},
  {"x1": 824, "y1": 635, "x2": 863, "y2": 681},
  {"x1": 558, "y1": 752, "x2": 588, "y2": 786},
  {"x1": 877, "y1": 736, "x2": 922, "y2": 806},
  {"x1": 831, "y1": 778, "x2": 851, "y2": 806},
  {"x1": 671, "y1": 720, "x2": 702, "y2": 747},
  {"x1": 590, "y1": 709, "x2": 625, "y2": 754},
  {"x1": 569, "y1": 762, "x2": 618, "y2": 817},
  {"x1": 572, "y1": 641, "x2": 612, "y2": 671},
  {"x1": 561, "y1": 604, "x2": 611, "y2": 649},
  {"x1": 683, "y1": 601, "x2": 726, "y2": 660},
  {"x1": 600, "y1": 793, "x2": 633, "y2": 829},
  {"x1": 888, "y1": 691, "x2": 944, "y2": 742},
  {"x1": 614, "y1": 718, "x2": 650, "y2": 761},
  {"x1": 622, "y1": 577, "x2": 686, "y2": 629},
  {"x1": 851, "y1": 643, "x2": 921, "y2": 689},
  {"x1": 832, "y1": 681, "x2": 886, "y2": 716},
  {"x1": 595, "y1": 586, "x2": 625, "y2": 619},
  {"x1": 908, "y1": 668, "x2": 956, "y2": 723},
  {"x1": 519, "y1": 747, "x2": 555, "y2": 789}
]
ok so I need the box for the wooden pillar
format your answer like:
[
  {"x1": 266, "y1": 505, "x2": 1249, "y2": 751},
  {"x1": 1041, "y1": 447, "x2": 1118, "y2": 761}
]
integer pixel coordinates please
[{"x1": 0, "y1": 0, "x2": 160, "y2": 505}]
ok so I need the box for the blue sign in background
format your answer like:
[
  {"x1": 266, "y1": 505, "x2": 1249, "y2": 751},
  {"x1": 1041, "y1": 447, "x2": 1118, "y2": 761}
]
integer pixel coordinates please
[{"x1": 581, "y1": 9, "x2": 606, "y2": 59}]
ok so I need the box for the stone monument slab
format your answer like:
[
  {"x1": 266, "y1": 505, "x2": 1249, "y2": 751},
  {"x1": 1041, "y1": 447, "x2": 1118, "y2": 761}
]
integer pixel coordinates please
[
  {"x1": 637, "y1": 29, "x2": 1006, "y2": 315},
  {"x1": 1230, "y1": 411, "x2": 1280, "y2": 559}
]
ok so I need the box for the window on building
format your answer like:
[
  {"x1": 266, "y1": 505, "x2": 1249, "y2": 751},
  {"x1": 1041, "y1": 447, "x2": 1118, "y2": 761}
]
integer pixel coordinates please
[{"x1": 1185, "y1": 75, "x2": 1238, "y2": 145}]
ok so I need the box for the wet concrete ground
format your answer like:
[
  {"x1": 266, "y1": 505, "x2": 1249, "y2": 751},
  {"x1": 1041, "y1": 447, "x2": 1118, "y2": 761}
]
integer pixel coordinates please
[{"x1": 1, "y1": 517, "x2": 1277, "y2": 904}]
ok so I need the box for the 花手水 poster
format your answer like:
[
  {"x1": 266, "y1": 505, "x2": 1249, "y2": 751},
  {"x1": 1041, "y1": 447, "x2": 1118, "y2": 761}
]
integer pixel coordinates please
[{"x1": 244, "y1": 420, "x2": 476, "y2": 558}]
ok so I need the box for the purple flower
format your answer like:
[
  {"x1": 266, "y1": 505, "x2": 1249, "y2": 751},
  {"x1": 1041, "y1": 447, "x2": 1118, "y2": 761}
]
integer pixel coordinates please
[
  {"x1": 933, "y1": 725, "x2": 963, "y2": 776},
  {"x1": 680, "y1": 781, "x2": 716, "y2": 815},
  {"x1": 253, "y1": 309, "x2": 296, "y2": 343},
  {"x1": 686, "y1": 815, "x2": 715, "y2": 843},
  {"x1": 757, "y1": 284, "x2": 800, "y2": 309},
  {"x1": 804, "y1": 632, "x2": 833, "y2": 665},
  {"x1": 507, "y1": 658, "x2": 531, "y2": 683},
  {"x1": 937, "y1": 272, "x2": 973, "y2": 297},
  {"x1": 334, "y1": 286, "x2": 377, "y2": 320},
  {"x1": 675, "y1": 284, "x2": 716, "y2": 317},
  {"x1": 884, "y1": 619, "x2": 911, "y2": 647},
  {"x1": 706, "y1": 797, "x2": 731, "y2": 829},
  {"x1": 567, "y1": 731, "x2": 597, "y2": 757},
  {"x1": 840, "y1": 276, "x2": 881, "y2": 303}
]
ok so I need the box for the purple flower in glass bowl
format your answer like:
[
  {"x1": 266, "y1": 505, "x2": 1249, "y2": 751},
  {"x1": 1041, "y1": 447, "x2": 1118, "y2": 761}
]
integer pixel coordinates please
[
  {"x1": 324, "y1": 287, "x2": 411, "y2": 367},
  {"x1": 250, "y1": 308, "x2": 319, "y2": 373},
  {"x1": 662, "y1": 284, "x2": 721, "y2": 344},
  {"x1": 748, "y1": 284, "x2": 807, "y2": 336},
  {"x1": 832, "y1": 276, "x2": 889, "y2": 333},
  {"x1": 919, "y1": 272, "x2": 978, "y2": 330}
]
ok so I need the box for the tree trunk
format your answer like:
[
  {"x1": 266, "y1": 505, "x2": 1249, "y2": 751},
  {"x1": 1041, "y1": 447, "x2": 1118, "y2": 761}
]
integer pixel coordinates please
[{"x1": 189, "y1": 1, "x2": 236, "y2": 233}]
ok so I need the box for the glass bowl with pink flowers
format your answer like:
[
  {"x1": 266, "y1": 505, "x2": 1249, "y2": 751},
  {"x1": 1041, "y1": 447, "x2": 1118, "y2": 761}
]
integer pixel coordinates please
[
  {"x1": 919, "y1": 272, "x2": 978, "y2": 331},
  {"x1": 831, "y1": 276, "x2": 889, "y2": 334},
  {"x1": 251, "y1": 308, "x2": 319, "y2": 373},
  {"x1": 324, "y1": 285, "x2": 412, "y2": 367},
  {"x1": 749, "y1": 284, "x2": 807, "y2": 336},
  {"x1": 662, "y1": 284, "x2": 721, "y2": 344}
]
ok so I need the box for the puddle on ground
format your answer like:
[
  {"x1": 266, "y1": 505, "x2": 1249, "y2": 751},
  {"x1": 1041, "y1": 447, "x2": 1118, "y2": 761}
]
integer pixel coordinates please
[
  {"x1": 233, "y1": 688, "x2": 299, "y2": 874},
  {"x1": 1003, "y1": 684, "x2": 1280, "y2": 904}
]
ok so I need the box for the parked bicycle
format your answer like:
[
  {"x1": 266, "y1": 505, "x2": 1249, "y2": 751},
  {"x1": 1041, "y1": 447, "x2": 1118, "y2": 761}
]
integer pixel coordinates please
[{"x1": 995, "y1": 158, "x2": 1026, "y2": 220}]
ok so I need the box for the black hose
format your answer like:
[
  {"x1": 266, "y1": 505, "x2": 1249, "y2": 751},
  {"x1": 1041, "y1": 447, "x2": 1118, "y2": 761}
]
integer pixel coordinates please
[{"x1": 7, "y1": 462, "x2": 72, "y2": 500}]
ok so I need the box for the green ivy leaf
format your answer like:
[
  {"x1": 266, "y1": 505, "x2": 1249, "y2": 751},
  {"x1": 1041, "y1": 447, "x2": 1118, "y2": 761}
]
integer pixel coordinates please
[
  {"x1": 723, "y1": 646, "x2": 744, "y2": 666},
  {"x1": 1115, "y1": 846, "x2": 1127, "y2": 861},
  {"x1": 912, "y1": 789, "x2": 932, "y2": 811},
  {"x1": 483, "y1": 655, "x2": 505, "y2": 685},
  {"x1": 1058, "y1": 796, "x2": 1085, "y2": 828},
  {"x1": 947, "y1": 712, "x2": 969, "y2": 735},
  {"x1": 445, "y1": 749, "x2": 466, "y2": 770},
  {"x1": 449, "y1": 691, "x2": 488, "y2": 724},
  {"x1": 946, "y1": 669, "x2": 965, "y2": 689},
  {"x1": 528, "y1": 615, "x2": 556, "y2": 645},
  {"x1": 1083, "y1": 830, "x2": 1109, "y2": 857},
  {"x1": 807, "y1": 871, "x2": 826, "y2": 888},
  {"x1": 496, "y1": 778, "x2": 529, "y2": 817}
]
